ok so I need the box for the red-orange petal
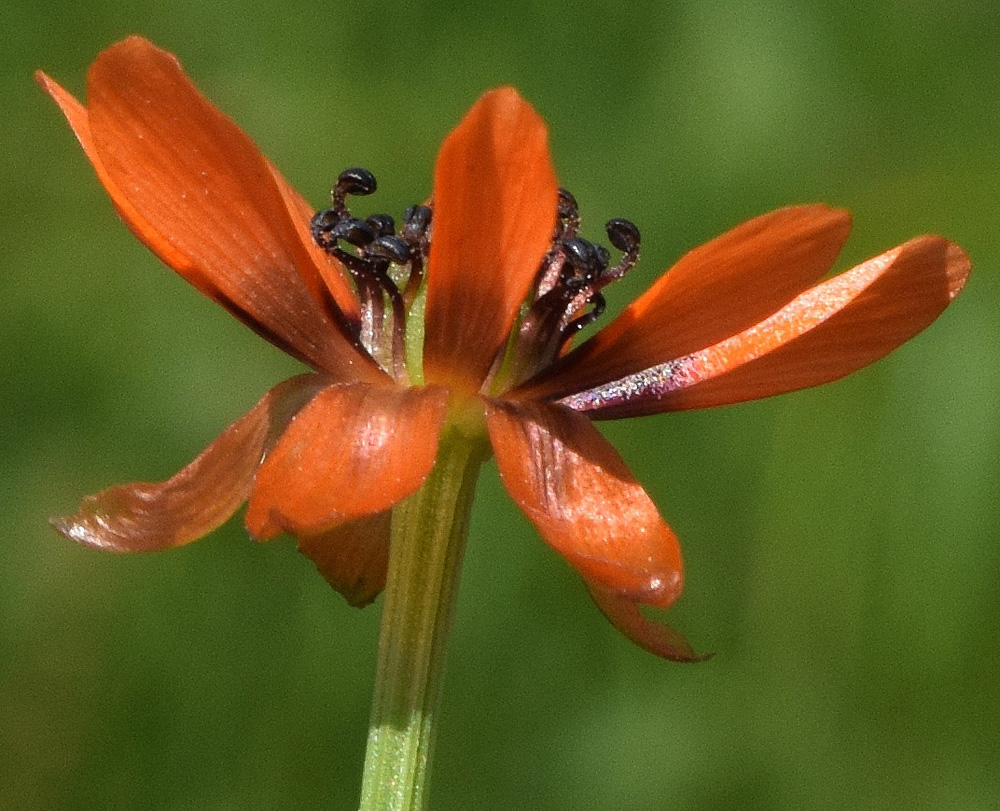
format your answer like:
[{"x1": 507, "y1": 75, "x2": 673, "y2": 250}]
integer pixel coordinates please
[
  {"x1": 588, "y1": 588, "x2": 709, "y2": 663},
  {"x1": 517, "y1": 205, "x2": 852, "y2": 401},
  {"x1": 51, "y1": 375, "x2": 325, "y2": 553},
  {"x1": 246, "y1": 382, "x2": 450, "y2": 538},
  {"x1": 39, "y1": 37, "x2": 375, "y2": 380},
  {"x1": 485, "y1": 399, "x2": 683, "y2": 608},
  {"x1": 557, "y1": 235, "x2": 969, "y2": 417},
  {"x1": 424, "y1": 89, "x2": 558, "y2": 393},
  {"x1": 295, "y1": 511, "x2": 391, "y2": 607}
]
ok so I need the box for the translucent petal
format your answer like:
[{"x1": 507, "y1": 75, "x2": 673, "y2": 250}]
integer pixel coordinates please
[
  {"x1": 424, "y1": 89, "x2": 558, "y2": 392},
  {"x1": 486, "y1": 399, "x2": 683, "y2": 607},
  {"x1": 246, "y1": 382, "x2": 450, "y2": 537},
  {"x1": 52, "y1": 375, "x2": 324, "y2": 552},
  {"x1": 558, "y1": 236, "x2": 970, "y2": 417}
]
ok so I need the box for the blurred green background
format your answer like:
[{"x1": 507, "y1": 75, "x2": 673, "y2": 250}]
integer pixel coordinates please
[{"x1": 3, "y1": 0, "x2": 998, "y2": 808}]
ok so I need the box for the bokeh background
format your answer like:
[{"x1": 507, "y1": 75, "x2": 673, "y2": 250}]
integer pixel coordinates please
[{"x1": 3, "y1": 1, "x2": 998, "y2": 808}]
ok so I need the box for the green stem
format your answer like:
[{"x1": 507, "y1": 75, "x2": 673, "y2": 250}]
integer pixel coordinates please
[{"x1": 359, "y1": 427, "x2": 488, "y2": 811}]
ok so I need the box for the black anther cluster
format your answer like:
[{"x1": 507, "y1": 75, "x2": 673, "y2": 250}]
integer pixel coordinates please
[
  {"x1": 310, "y1": 168, "x2": 432, "y2": 282},
  {"x1": 535, "y1": 187, "x2": 642, "y2": 342}
]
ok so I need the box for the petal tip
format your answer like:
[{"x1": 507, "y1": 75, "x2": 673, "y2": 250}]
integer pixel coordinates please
[
  {"x1": 33, "y1": 69, "x2": 54, "y2": 92},
  {"x1": 590, "y1": 587, "x2": 710, "y2": 663},
  {"x1": 50, "y1": 512, "x2": 120, "y2": 553},
  {"x1": 943, "y1": 240, "x2": 972, "y2": 299},
  {"x1": 899, "y1": 234, "x2": 971, "y2": 300}
]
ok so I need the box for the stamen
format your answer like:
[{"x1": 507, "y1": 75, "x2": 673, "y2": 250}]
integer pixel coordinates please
[
  {"x1": 331, "y1": 217, "x2": 377, "y2": 248},
  {"x1": 369, "y1": 236, "x2": 411, "y2": 265},
  {"x1": 400, "y1": 204, "x2": 432, "y2": 305},
  {"x1": 366, "y1": 213, "x2": 396, "y2": 237},
  {"x1": 563, "y1": 291, "x2": 606, "y2": 337},
  {"x1": 310, "y1": 168, "x2": 432, "y2": 381},
  {"x1": 599, "y1": 219, "x2": 641, "y2": 285},
  {"x1": 556, "y1": 188, "x2": 580, "y2": 240},
  {"x1": 500, "y1": 190, "x2": 643, "y2": 391},
  {"x1": 332, "y1": 168, "x2": 377, "y2": 216}
]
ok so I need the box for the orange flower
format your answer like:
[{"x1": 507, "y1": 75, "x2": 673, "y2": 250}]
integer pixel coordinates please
[{"x1": 39, "y1": 37, "x2": 969, "y2": 661}]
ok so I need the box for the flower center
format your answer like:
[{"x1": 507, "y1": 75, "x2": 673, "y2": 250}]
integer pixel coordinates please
[{"x1": 311, "y1": 171, "x2": 640, "y2": 391}]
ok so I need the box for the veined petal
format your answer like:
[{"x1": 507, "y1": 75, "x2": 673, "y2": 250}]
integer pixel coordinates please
[
  {"x1": 485, "y1": 399, "x2": 683, "y2": 608},
  {"x1": 558, "y1": 236, "x2": 970, "y2": 417},
  {"x1": 39, "y1": 37, "x2": 375, "y2": 380},
  {"x1": 517, "y1": 205, "x2": 852, "y2": 401},
  {"x1": 295, "y1": 512, "x2": 390, "y2": 608},
  {"x1": 424, "y1": 89, "x2": 558, "y2": 392},
  {"x1": 246, "y1": 382, "x2": 450, "y2": 538},
  {"x1": 51, "y1": 375, "x2": 325, "y2": 553}
]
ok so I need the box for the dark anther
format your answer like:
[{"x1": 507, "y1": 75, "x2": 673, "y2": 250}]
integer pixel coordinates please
[
  {"x1": 402, "y1": 204, "x2": 432, "y2": 240},
  {"x1": 310, "y1": 208, "x2": 341, "y2": 250},
  {"x1": 330, "y1": 168, "x2": 378, "y2": 218},
  {"x1": 365, "y1": 213, "x2": 396, "y2": 237},
  {"x1": 332, "y1": 217, "x2": 376, "y2": 248},
  {"x1": 562, "y1": 237, "x2": 598, "y2": 273},
  {"x1": 594, "y1": 244, "x2": 611, "y2": 273},
  {"x1": 556, "y1": 188, "x2": 581, "y2": 239},
  {"x1": 337, "y1": 168, "x2": 377, "y2": 197},
  {"x1": 368, "y1": 235, "x2": 411, "y2": 264},
  {"x1": 606, "y1": 218, "x2": 641, "y2": 253},
  {"x1": 557, "y1": 188, "x2": 578, "y2": 220},
  {"x1": 517, "y1": 191, "x2": 643, "y2": 377}
]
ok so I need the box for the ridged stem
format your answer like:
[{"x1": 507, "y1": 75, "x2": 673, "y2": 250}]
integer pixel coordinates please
[{"x1": 358, "y1": 428, "x2": 488, "y2": 811}]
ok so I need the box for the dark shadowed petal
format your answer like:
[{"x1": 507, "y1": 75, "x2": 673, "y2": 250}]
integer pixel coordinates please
[
  {"x1": 246, "y1": 382, "x2": 451, "y2": 538},
  {"x1": 558, "y1": 236, "x2": 970, "y2": 417},
  {"x1": 485, "y1": 399, "x2": 683, "y2": 609},
  {"x1": 516, "y1": 205, "x2": 852, "y2": 401},
  {"x1": 424, "y1": 89, "x2": 558, "y2": 393},
  {"x1": 51, "y1": 375, "x2": 326, "y2": 553},
  {"x1": 40, "y1": 37, "x2": 376, "y2": 380},
  {"x1": 295, "y1": 512, "x2": 391, "y2": 607},
  {"x1": 588, "y1": 588, "x2": 708, "y2": 663}
]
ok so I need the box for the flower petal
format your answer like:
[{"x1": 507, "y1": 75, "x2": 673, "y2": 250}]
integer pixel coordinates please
[
  {"x1": 51, "y1": 375, "x2": 325, "y2": 553},
  {"x1": 485, "y1": 399, "x2": 683, "y2": 608},
  {"x1": 557, "y1": 235, "x2": 970, "y2": 417},
  {"x1": 40, "y1": 37, "x2": 375, "y2": 379},
  {"x1": 246, "y1": 382, "x2": 451, "y2": 538},
  {"x1": 517, "y1": 205, "x2": 852, "y2": 401},
  {"x1": 424, "y1": 89, "x2": 558, "y2": 392},
  {"x1": 588, "y1": 588, "x2": 709, "y2": 663},
  {"x1": 295, "y1": 512, "x2": 391, "y2": 607}
]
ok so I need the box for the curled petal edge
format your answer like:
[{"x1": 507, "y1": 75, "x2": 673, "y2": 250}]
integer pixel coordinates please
[
  {"x1": 588, "y1": 587, "x2": 710, "y2": 663},
  {"x1": 52, "y1": 375, "x2": 325, "y2": 553}
]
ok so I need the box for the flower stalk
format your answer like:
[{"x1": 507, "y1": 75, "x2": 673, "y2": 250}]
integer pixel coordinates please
[{"x1": 359, "y1": 425, "x2": 489, "y2": 811}]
